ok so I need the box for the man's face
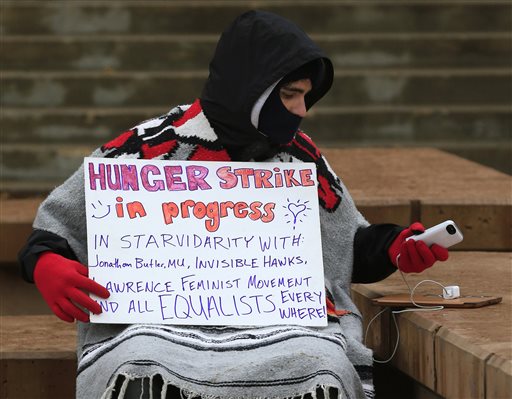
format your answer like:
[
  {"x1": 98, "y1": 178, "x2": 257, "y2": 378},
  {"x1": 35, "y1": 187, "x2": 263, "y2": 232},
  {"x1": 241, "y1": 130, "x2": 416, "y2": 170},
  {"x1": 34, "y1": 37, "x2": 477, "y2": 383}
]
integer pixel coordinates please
[{"x1": 279, "y1": 79, "x2": 312, "y2": 118}]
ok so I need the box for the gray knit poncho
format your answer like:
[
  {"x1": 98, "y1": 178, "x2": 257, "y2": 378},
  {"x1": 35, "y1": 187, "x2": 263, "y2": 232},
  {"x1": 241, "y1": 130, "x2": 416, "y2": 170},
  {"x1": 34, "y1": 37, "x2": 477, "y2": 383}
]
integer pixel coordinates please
[
  {"x1": 33, "y1": 102, "x2": 375, "y2": 399},
  {"x1": 25, "y1": 10, "x2": 405, "y2": 398}
]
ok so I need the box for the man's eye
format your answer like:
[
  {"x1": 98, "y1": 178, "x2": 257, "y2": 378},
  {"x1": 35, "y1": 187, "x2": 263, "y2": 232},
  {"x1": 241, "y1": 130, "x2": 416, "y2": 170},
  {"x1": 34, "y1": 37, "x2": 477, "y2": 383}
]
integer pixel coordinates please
[{"x1": 280, "y1": 91, "x2": 294, "y2": 99}]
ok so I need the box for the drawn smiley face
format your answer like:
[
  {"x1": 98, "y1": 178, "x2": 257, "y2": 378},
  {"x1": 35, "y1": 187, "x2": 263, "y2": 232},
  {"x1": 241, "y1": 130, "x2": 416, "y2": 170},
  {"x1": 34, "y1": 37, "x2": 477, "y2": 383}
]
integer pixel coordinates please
[{"x1": 90, "y1": 200, "x2": 111, "y2": 219}]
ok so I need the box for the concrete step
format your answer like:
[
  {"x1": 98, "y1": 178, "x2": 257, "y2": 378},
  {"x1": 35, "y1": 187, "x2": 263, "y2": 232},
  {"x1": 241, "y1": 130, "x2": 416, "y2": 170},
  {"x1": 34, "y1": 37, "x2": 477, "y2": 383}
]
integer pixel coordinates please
[
  {"x1": 1, "y1": 143, "x2": 96, "y2": 183},
  {"x1": 1, "y1": 136, "x2": 511, "y2": 190},
  {"x1": 2, "y1": 1, "x2": 511, "y2": 35},
  {"x1": 2, "y1": 70, "x2": 511, "y2": 108},
  {"x1": 3, "y1": 33, "x2": 511, "y2": 71},
  {"x1": 2, "y1": 105, "x2": 510, "y2": 145},
  {"x1": 306, "y1": 106, "x2": 512, "y2": 144}
]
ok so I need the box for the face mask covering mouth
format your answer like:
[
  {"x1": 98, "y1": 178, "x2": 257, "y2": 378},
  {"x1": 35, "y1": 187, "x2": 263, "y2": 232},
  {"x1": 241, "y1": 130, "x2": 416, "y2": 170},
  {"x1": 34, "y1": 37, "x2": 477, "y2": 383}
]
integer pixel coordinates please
[
  {"x1": 257, "y1": 84, "x2": 303, "y2": 145},
  {"x1": 254, "y1": 59, "x2": 326, "y2": 145}
]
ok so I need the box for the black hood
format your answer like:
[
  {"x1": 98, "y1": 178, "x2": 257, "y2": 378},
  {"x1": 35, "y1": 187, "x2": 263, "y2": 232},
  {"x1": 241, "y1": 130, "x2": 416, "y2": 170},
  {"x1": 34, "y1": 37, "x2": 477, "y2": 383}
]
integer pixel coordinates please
[{"x1": 200, "y1": 10, "x2": 333, "y2": 160}]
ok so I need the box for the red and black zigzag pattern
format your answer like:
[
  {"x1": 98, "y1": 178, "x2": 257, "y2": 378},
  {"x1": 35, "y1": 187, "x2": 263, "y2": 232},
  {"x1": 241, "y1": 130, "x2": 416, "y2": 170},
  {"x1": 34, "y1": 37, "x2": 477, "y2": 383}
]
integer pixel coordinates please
[
  {"x1": 284, "y1": 132, "x2": 343, "y2": 212},
  {"x1": 101, "y1": 101, "x2": 230, "y2": 162},
  {"x1": 102, "y1": 109, "x2": 183, "y2": 159}
]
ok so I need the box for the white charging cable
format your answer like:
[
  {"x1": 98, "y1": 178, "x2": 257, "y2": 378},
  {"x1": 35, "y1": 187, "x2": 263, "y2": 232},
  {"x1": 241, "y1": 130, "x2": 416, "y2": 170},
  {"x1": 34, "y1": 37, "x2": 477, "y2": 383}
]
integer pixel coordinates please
[{"x1": 365, "y1": 257, "x2": 459, "y2": 364}]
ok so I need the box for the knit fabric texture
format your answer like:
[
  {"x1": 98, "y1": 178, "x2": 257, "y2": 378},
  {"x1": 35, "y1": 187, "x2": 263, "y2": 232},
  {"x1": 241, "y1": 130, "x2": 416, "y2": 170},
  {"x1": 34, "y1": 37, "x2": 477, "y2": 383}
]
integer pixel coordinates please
[{"x1": 33, "y1": 102, "x2": 374, "y2": 399}]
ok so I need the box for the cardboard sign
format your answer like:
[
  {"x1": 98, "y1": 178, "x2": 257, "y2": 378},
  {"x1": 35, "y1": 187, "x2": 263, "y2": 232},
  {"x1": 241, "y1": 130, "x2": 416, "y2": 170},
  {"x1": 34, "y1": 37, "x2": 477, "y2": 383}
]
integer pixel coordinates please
[{"x1": 84, "y1": 157, "x2": 326, "y2": 326}]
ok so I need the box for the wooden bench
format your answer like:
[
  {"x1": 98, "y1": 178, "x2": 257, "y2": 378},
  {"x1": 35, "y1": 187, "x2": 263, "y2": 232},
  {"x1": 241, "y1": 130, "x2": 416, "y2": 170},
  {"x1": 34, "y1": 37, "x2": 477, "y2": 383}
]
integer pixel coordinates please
[
  {"x1": 0, "y1": 315, "x2": 76, "y2": 398},
  {"x1": 353, "y1": 251, "x2": 512, "y2": 399},
  {"x1": 1, "y1": 148, "x2": 511, "y2": 397},
  {"x1": 322, "y1": 148, "x2": 512, "y2": 251},
  {"x1": 2, "y1": 252, "x2": 510, "y2": 398},
  {"x1": 0, "y1": 197, "x2": 44, "y2": 263}
]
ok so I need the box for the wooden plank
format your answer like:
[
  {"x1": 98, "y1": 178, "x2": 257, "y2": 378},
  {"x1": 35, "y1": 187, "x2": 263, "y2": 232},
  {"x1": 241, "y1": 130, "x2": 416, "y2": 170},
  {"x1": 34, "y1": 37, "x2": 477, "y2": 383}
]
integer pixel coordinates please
[
  {"x1": 323, "y1": 148, "x2": 508, "y2": 203},
  {"x1": 421, "y1": 203, "x2": 512, "y2": 251},
  {"x1": 373, "y1": 293, "x2": 502, "y2": 308},
  {"x1": 0, "y1": 265, "x2": 50, "y2": 315},
  {"x1": 403, "y1": 252, "x2": 512, "y2": 357},
  {"x1": 352, "y1": 286, "x2": 439, "y2": 391},
  {"x1": 435, "y1": 327, "x2": 489, "y2": 399},
  {"x1": 356, "y1": 199, "x2": 411, "y2": 227},
  {"x1": 323, "y1": 148, "x2": 512, "y2": 250},
  {"x1": 417, "y1": 252, "x2": 511, "y2": 398},
  {"x1": 486, "y1": 355, "x2": 512, "y2": 399},
  {"x1": 0, "y1": 315, "x2": 76, "y2": 359},
  {"x1": 351, "y1": 285, "x2": 393, "y2": 360},
  {"x1": 0, "y1": 223, "x2": 33, "y2": 263},
  {"x1": 390, "y1": 312, "x2": 439, "y2": 392},
  {"x1": 0, "y1": 197, "x2": 42, "y2": 263},
  {"x1": 352, "y1": 251, "x2": 512, "y2": 397},
  {"x1": 0, "y1": 359, "x2": 76, "y2": 399},
  {"x1": 0, "y1": 197, "x2": 42, "y2": 224},
  {"x1": 0, "y1": 315, "x2": 77, "y2": 397}
]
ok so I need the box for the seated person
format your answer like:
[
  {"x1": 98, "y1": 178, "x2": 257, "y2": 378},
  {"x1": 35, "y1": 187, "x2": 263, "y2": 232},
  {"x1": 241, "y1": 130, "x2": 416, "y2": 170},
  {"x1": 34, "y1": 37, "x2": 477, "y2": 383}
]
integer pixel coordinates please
[{"x1": 18, "y1": 10, "x2": 448, "y2": 399}]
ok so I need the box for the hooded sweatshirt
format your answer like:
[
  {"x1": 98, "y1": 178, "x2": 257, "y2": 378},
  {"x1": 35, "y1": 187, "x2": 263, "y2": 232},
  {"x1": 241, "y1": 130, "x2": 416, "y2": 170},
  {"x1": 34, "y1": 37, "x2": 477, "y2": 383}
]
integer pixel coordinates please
[
  {"x1": 19, "y1": 10, "x2": 401, "y2": 399},
  {"x1": 201, "y1": 10, "x2": 333, "y2": 160}
]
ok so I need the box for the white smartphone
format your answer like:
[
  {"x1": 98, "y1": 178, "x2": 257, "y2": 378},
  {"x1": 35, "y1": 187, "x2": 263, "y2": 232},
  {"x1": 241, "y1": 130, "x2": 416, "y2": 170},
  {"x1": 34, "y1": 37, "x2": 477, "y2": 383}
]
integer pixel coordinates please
[{"x1": 406, "y1": 220, "x2": 464, "y2": 248}]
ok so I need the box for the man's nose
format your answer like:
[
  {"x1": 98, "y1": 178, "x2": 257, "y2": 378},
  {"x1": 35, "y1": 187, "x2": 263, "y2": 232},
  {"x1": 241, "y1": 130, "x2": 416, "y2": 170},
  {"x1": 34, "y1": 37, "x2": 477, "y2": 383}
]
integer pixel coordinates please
[{"x1": 292, "y1": 97, "x2": 307, "y2": 117}]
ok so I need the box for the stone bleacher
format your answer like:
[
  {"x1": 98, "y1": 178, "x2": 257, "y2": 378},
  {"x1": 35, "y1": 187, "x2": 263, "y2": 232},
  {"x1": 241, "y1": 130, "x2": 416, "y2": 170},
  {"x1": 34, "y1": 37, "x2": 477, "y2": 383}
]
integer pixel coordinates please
[{"x1": 1, "y1": 0, "x2": 511, "y2": 194}]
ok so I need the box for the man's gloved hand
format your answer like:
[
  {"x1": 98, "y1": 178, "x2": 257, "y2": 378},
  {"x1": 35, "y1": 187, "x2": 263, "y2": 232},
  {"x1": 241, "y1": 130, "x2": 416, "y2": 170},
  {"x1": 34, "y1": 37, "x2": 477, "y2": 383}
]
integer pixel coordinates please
[
  {"x1": 388, "y1": 222, "x2": 449, "y2": 273},
  {"x1": 34, "y1": 252, "x2": 110, "y2": 322}
]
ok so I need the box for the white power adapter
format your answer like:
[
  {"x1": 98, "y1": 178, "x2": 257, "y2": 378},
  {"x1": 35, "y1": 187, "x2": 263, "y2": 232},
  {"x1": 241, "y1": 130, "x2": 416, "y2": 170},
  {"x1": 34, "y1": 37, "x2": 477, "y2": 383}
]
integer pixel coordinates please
[{"x1": 443, "y1": 285, "x2": 461, "y2": 299}]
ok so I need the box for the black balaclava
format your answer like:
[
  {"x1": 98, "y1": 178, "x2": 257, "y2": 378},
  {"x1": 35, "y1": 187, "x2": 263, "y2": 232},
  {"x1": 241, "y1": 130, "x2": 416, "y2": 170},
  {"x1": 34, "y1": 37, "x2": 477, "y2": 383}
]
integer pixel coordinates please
[
  {"x1": 200, "y1": 10, "x2": 334, "y2": 160},
  {"x1": 257, "y1": 59, "x2": 326, "y2": 145}
]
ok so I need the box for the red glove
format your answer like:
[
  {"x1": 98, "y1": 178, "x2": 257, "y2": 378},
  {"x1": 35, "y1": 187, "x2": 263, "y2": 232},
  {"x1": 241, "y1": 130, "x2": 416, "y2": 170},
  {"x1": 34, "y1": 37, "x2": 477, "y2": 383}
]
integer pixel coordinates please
[
  {"x1": 388, "y1": 222, "x2": 449, "y2": 273},
  {"x1": 34, "y1": 252, "x2": 110, "y2": 322}
]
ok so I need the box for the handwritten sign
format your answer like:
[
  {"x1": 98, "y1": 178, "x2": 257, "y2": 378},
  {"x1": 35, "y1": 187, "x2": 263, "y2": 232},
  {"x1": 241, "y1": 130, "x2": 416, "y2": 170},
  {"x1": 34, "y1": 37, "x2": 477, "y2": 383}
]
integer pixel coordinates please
[{"x1": 84, "y1": 157, "x2": 326, "y2": 326}]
